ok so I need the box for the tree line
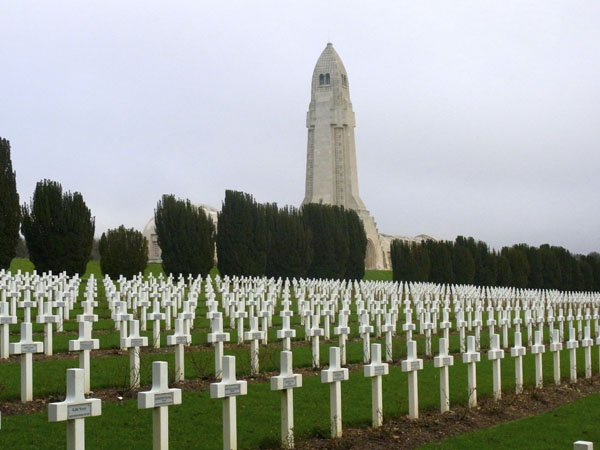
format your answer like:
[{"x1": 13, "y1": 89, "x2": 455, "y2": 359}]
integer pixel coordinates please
[{"x1": 391, "y1": 236, "x2": 600, "y2": 292}]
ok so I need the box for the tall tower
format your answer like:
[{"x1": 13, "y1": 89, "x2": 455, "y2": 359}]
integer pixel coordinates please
[{"x1": 302, "y1": 43, "x2": 386, "y2": 269}]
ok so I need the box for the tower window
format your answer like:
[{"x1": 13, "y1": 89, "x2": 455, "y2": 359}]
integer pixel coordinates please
[
  {"x1": 319, "y1": 74, "x2": 324, "y2": 85},
  {"x1": 325, "y1": 73, "x2": 330, "y2": 84}
]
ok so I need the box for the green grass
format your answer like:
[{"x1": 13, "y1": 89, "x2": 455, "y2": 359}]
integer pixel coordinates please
[{"x1": 420, "y1": 392, "x2": 600, "y2": 449}]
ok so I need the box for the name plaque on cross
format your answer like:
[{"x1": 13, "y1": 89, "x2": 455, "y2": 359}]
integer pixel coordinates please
[
  {"x1": 154, "y1": 393, "x2": 174, "y2": 406},
  {"x1": 79, "y1": 341, "x2": 95, "y2": 350},
  {"x1": 224, "y1": 384, "x2": 241, "y2": 396},
  {"x1": 21, "y1": 344, "x2": 38, "y2": 353},
  {"x1": 83, "y1": 315, "x2": 96, "y2": 321},
  {"x1": 215, "y1": 335, "x2": 227, "y2": 342},
  {"x1": 410, "y1": 361, "x2": 421, "y2": 371},
  {"x1": 175, "y1": 336, "x2": 188, "y2": 345},
  {"x1": 67, "y1": 403, "x2": 92, "y2": 419},
  {"x1": 250, "y1": 332, "x2": 262, "y2": 340},
  {"x1": 374, "y1": 366, "x2": 386, "y2": 376},
  {"x1": 283, "y1": 377, "x2": 298, "y2": 388},
  {"x1": 281, "y1": 330, "x2": 294, "y2": 337},
  {"x1": 0, "y1": 317, "x2": 14, "y2": 324},
  {"x1": 332, "y1": 370, "x2": 346, "y2": 381},
  {"x1": 130, "y1": 338, "x2": 144, "y2": 347}
]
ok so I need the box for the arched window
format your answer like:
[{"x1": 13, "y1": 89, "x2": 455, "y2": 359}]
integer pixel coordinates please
[
  {"x1": 325, "y1": 73, "x2": 330, "y2": 84},
  {"x1": 319, "y1": 74, "x2": 324, "y2": 85}
]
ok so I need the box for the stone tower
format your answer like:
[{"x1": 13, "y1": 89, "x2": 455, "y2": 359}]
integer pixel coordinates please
[{"x1": 302, "y1": 43, "x2": 387, "y2": 269}]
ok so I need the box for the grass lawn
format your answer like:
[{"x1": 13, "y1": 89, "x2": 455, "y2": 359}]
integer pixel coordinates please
[{"x1": 420, "y1": 392, "x2": 600, "y2": 449}]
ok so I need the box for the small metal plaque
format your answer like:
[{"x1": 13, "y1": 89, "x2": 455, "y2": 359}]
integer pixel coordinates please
[
  {"x1": 215, "y1": 334, "x2": 227, "y2": 342},
  {"x1": 67, "y1": 403, "x2": 92, "y2": 419},
  {"x1": 130, "y1": 338, "x2": 144, "y2": 347},
  {"x1": 332, "y1": 370, "x2": 346, "y2": 381},
  {"x1": 283, "y1": 377, "x2": 297, "y2": 388},
  {"x1": 225, "y1": 384, "x2": 241, "y2": 396},
  {"x1": 410, "y1": 361, "x2": 421, "y2": 371},
  {"x1": 84, "y1": 315, "x2": 96, "y2": 321},
  {"x1": 79, "y1": 341, "x2": 95, "y2": 350},
  {"x1": 175, "y1": 336, "x2": 188, "y2": 345},
  {"x1": 374, "y1": 366, "x2": 386, "y2": 376},
  {"x1": 21, "y1": 344, "x2": 38, "y2": 353},
  {"x1": 283, "y1": 330, "x2": 294, "y2": 337},
  {"x1": 154, "y1": 393, "x2": 174, "y2": 406},
  {"x1": 0, "y1": 317, "x2": 14, "y2": 324},
  {"x1": 251, "y1": 332, "x2": 263, "y2": 340}
]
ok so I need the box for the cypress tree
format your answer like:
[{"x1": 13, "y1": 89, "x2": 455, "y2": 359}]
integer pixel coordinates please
[
  {"x1": 495, "y1": 252, "x2": 512, "y2": 286},
  {"x1": 265, "y1": 204, "x2": 312, "y2": 279},
  {"x1": 391, "y1": 240, "x2": 415, "y2": 282},
  {"x1": 452, "y1": 242, "x2": 475, "y2": 284},
  {"x1": 412, "y1": 242, "x2": 431, "y2": 282},
  {"x1": 99, "y1": 226, "x2": 148, "y2": 279},
  {"x1": 503, "y1": 246, "x2": 530, "y2": 288},
  {"x1": 155, "y1": 195, "x2": 215, "y2": 277},
  {"x1": 427, "y1": 241, "x2": 454, "y2": 284},
  {"x1": 344, "y1": 209, "x2": 366, "y2": 280},
  {"x1": 216, "y1": 190, "x2": 267, "y2": 276},
  {"x1": 0, "y1": 138, "x2": 21, "y2": 269},
  {"x1": 21, "y1": 180, "x2": 95, "y2": 275},
  {"x1": 525, "y1": 246, "x2": 543, "y2": 289}
]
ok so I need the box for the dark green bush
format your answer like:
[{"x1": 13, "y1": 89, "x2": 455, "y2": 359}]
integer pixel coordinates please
[{"x1": 99, "y1": 226, "x2": 148, "y2": 279}]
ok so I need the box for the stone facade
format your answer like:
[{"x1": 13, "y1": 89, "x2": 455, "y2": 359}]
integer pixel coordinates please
[{"x1": 301, "y1": 43, "x2": 388, "y2": 269}]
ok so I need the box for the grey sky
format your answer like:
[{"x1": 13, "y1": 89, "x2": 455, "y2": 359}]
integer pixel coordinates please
[{"x1": 2, "y1": 1, "x2": 599, "y2": 255}]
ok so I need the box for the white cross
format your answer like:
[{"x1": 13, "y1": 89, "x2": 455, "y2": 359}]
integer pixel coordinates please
[
  {"x1": 243, "y1": 316, "x2": 264, "y2": 376},
  {"x1": 333, "y1": 309, "x2": 350, "y2": 365},
  {"x1": 433, "y1": 337, "x2": 454, "y2": 413},
  {"x1": 363, "y1": 343, "x2": 389, "y2": 427},
  {"x1": 207, "y1": 313, "x2": 230, "y2": 379},
  {"x1": 382, "y1": 312, "x2": 395, "y2": 362},
  {"x1": 359, "y1": 311, "x2": 374, "y2": 363},
  {"x1": 511, "y1": 331, "x2": 527, "y2": 394},
  {"x1": 138, "y1": 361, "x2": 182, "y2": 450},
  {"x1": 276, "y1": 314, "x2": 296, "y2": 352},
  {"x1": 48, "y1": 368, "x2": 101, "y2": 450},
  {"x1": 147, "y1": 298, "x2": 166, "y2": 349},
  {"x1": 401, "y1": 340, "x2": 423, "y2": 419},
  {"x1": 581, "y1": 325, "x2": 593, "y2": 379},
  {"x1": 68, "y1": 321, "x2": 99, "y2": 394},
  {"x1": 167, "y1": 317, "x2": 192, "y2": 382},
  {"x1": 36, "y1": 300, "x2": 60, "y2": 356},
  {"x1": 462, "y1": 335, "x2": 480, "y2": 408},
  {"x1": 0, "y1": 300, "x2": 16, "y2": 359},
  {"x1": 121, "y1": 319, "x2": 149, "y2": 389},
  {"x1": 210, "y1": 355, "x2": 248, "y2": 450},
  {"x1": 308, "y1": 314, "x2": 324, "y2": 368},
  {"x1": 487, "y1": 333, "x2": 505, "y2": 401},
  {"x1": 549, "y1": 328, "x2": 563, "y2": 385},
  {"x1": 10, "y1": 321, "x2": 43, "y2": 402},
  {"x1": 566, "y1": 326, "x2": 579, "y2": 383},
  {"x1": 270, "y1": 350, "x2": 302, "y2": 449},
  {"x1": 531, "y1": 329, "x2": 546, "y2": 388},
  {"x1": 321, "y1": 346, "x2": 349, "y2": 438}
]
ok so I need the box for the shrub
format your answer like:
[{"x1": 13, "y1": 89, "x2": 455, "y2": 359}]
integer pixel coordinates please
[{"x1": 99, "y1": 226, "x2": 148, "y2": 279}]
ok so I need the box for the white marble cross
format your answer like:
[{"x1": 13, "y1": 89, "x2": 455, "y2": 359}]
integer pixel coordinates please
[
  {"x1": 333, "y1": 309, "x2": 350, "y2": 365},
  {"x1": 307, "y1": 314, "x2": 324, "y2": 368},
  {"x1": 167, "y1": 317, "x2": 191, "y2": 382},
  {"x1": 234, "y1": 303, "x2": 247, "y2": 345},
  {"x1": 363, "y1": 343, "x2": 389, "y2": 427},
  {"x1": 321, "y1": 346, "x2": 349, "y2": 438},
  {"x1": 382, "y1": 312, "x2": 395, "y2": 363},
  {"x1": 550, "y1": 328, "x2": 563, "y2": 385},
  {"x1": 359, "y1": 311, "x2": 374, "y2": 363},
  {"x1": 243, "y1": 316, "x2": 264, "y2": 376},
  {"x1": 581, "y1": 325, "x2": 593, "y2": 379},
  {"x1": 138, "y1": 361, "x2": 182, "y2": 450},
  {"x1": 10, "y1": 321, "x2": 43, "y2": 402},
  {"x1": 510, "y1": 331, "x2": 527, "y2": 394},
  {"x1": 433, "y1": 337, "x2": 454, "y2": 413},
  {"x1": 401, "y1": 340, "x2": 424, "y2": 419},
  {"x1": 147, "y1": 298, "x2": 166, "y2": 349},
  {"x1": 207, "y1": 313, "x2": 230, "y2": 380},
  {"x1": 271, "y1": 350, "x2": 302, "y2": 449},
  {"x1": 210, "y1": 355, "x2": 248, "y2": 450},
  {"x1": 566, "y1": 326, "x2": 579, "y2": 383},
  {"x1": 462, "y1": 335, "x2": 480, "y2": 408},
  {"x1": 48, "y1": 368, "x2": 101, "y2": 450},
  {"x1": 487, "y1": 333, "x2": 505, "y2": 401},
  {"x1": 531, "y1": 329, "x2": 546, "y2": 388},
  {"x1": 68, "y1": 321, "x2": 99, "y2": 394},
  {"x1": 276, "y1": 314, "x2": 296, "y2": 352},
  {"x1": 36, "y1": 300, "x2": 59, "y2": 356},
  {"x1": 121, "y1": 319, "x2": 149, "y2": 389},
  {"x1": 112, "y1": 300, "x2": 133, "y2": 351},
  {"x1": 0, "y1": 300, "x2": 16, "y2": 359}
]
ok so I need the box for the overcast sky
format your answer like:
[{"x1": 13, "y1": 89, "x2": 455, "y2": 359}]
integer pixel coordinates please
[{"x1": 2, "y1": 1, "x2": 599, "y2": 255}]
